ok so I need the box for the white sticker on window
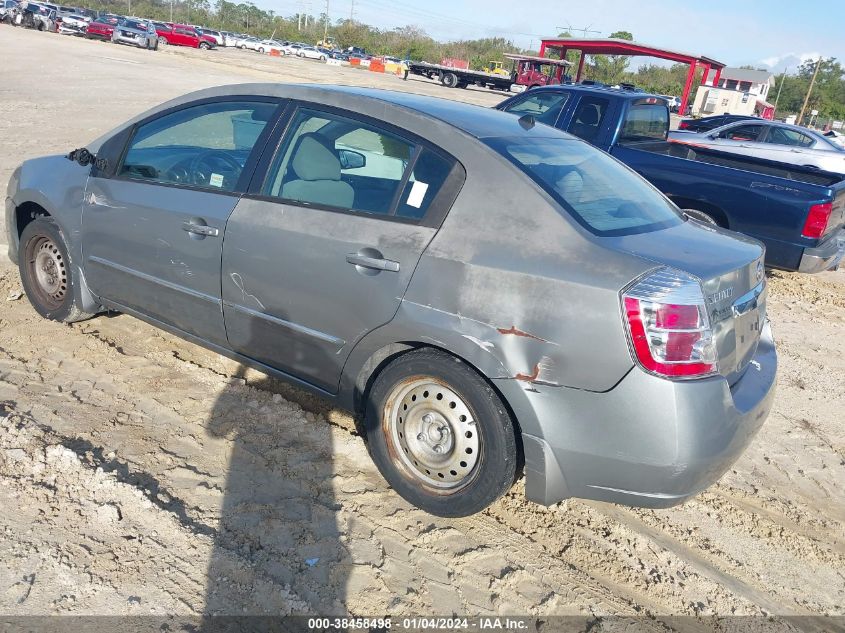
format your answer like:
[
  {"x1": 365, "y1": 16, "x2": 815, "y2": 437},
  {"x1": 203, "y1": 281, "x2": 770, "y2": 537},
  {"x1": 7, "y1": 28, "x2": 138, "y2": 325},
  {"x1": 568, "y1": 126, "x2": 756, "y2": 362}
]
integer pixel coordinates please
[
  {"x1": 406, "y1": 181, "x2": 429, "y2": 208},
  {"x1": 209, "y1": 173, "x2": 224, "y2": 188}
]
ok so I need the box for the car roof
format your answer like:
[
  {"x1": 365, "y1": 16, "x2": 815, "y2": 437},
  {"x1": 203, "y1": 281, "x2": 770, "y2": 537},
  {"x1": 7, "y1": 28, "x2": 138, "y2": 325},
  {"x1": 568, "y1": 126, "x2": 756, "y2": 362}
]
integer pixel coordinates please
[
  {"x1": 124, "y1": 84, "x2": 571, "y2": 143},
  {"x1": 521, "y1": 83, "x2": 663, "y2": 101}
]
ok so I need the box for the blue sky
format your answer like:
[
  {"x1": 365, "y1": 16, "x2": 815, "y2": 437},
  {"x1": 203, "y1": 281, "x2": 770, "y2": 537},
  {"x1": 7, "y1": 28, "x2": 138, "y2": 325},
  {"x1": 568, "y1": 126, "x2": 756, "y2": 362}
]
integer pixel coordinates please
[{"x1": 279, "y1": 0, "x2": 844, "y2": 74}]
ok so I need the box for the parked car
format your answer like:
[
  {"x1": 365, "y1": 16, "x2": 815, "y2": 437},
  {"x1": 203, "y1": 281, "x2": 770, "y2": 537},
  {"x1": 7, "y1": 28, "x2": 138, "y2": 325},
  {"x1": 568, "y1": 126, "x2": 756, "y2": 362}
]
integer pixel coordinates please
[
  {"x1": 281, "y1": 42, "x2": 303, "y2": 55},
  {"x1": 84, "y1": 14, "x2": 115, "y2": 39},
  {"x1": 196, "y1": 27, "x2": 222, "y2": 46},
  {"x1": 255, "y1": 39, "x2": 285, "y2": 55},
  {"x1": 296, "y1": 45, "x2": 326, "y2": 60},
  {"x1": 0, "y1": 0, "x2": 15, "y2": 21},
  {"x1": 669, "y1": 119, "x2": 845, "y2": 174},
  {"x1": 496, "y1": 84, "x2": 845, "y2": 272},
  {"x1": 6, "y1": 84, "x2": 777, "y2": 517},
  {"x1": 677, "y1": 113, "x2": 758, "y2": 132},
  {"x1": 56, "y1": 11, "x2": 87, "y2": 33},
  {"x1": 659, "y1": 95, "x2": 680, "y2": 112},
  {"x1": 112, "y1": 17, "x2": 157, "y2": 49},
  {"x1": 155, "y1": 22, "x2": 215, "y2": 48},
  {"x1": 327, "y1": 49, "x2": 349, "y2": 61},
  {"x1": 19, "y1": 3, "x2": 56, "y2": 30}
]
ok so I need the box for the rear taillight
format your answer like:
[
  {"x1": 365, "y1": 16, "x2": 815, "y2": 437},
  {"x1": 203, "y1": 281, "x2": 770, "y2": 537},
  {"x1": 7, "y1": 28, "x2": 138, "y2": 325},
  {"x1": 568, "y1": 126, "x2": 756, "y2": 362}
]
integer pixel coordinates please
[
  {"x1": 802, "y1": 202, "x2": 832, "y2": 239},
  {"x1": 622, "y1": 269, "x2": 717, "y2": 379},
  {"x1": 679, "y1": 120, "x2": 689, "y2": 129}
]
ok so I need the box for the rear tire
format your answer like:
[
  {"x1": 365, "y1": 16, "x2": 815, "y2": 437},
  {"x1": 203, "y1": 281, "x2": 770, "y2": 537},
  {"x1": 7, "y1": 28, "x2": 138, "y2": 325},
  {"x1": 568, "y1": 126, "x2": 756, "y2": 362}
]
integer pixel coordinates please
[
  {"x1": 18, "y1": 217, "x2": 94, "y2": 323},
  {"x1": 199, "y1": 41, "x2": 209, "y2": 50},
  {"x1": 364, "y1": 348, "x2": 518, "y2": 517},
  {"x1": 441, "y1": 72, "x2": 458, "y2": 88}
]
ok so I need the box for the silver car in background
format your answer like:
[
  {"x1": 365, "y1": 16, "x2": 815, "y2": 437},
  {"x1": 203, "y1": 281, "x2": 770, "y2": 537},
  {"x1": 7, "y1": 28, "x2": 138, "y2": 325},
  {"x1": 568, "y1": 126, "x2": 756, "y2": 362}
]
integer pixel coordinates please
[
  {"x1": 5, "y1": 84, "x2": 776, "y2": 517},
  {"x1": 670, "y1": 119, "x2": 845, "y2": 173},
  {"x1": 111, "y1": 17, "x2": 158, "y2": 49}
]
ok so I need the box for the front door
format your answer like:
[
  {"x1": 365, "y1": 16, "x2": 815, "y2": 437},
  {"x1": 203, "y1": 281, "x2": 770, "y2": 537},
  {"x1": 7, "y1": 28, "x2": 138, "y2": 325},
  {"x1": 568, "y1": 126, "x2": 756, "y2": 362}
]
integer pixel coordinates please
[
  {"x1": 222, "y1": 105, "x2": 459, "y2": 393},
  {"x1": 82, "y1": 98, "x2": 280, "y2": 346}
]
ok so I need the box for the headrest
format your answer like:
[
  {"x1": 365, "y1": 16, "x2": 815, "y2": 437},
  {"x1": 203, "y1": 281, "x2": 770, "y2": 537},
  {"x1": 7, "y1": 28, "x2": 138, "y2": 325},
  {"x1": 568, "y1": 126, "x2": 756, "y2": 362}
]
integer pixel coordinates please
[
  {"x1": 577, "y1": 104, "x2": 600, "y2": 125},
  {"x1": 290, "y1": 134, "x2": 340, "y2": 181}
]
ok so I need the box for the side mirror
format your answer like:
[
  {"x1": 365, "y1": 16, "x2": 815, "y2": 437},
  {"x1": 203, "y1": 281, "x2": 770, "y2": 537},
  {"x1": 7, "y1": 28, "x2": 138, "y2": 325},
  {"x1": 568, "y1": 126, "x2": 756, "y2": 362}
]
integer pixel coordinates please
[{"x1": 338, "y1": 148, "x2": 366, "y2": 170}]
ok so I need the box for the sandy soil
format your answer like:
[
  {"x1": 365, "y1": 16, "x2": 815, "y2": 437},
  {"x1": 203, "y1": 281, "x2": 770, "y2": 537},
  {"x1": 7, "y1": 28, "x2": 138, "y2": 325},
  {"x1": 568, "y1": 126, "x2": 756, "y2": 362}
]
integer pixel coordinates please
[{"x1": 1, "y1": 26, "x2": 844, "y2": 620}]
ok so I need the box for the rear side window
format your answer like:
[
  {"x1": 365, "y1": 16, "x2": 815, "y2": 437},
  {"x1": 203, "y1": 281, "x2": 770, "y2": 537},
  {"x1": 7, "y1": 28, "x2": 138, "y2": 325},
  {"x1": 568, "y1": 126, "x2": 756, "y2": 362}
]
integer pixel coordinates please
[
  {"x1": 620, "y1": 104, "x2": 668, "y2": 142},
  {"x1": 487, "y1": 136, "x2": 683, "y2": 236},
  {"x1": 764, "y1": 127, "x2": 814, "y2": 147},
  {"x1": 567, "y1": 96, "x2": 610, "y2": 142},
  {"x1": 501, "y1": 92, "x2": 570, "y2": 126},
  {"x1": 263, "y1": 108, "x2": 415, "y2": 216}
]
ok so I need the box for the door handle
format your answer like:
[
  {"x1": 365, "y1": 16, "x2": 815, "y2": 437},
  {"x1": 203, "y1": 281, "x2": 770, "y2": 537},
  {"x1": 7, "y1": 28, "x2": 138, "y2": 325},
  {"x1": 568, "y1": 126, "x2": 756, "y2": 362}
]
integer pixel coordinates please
[
  {"x1": 346, "y1": 253, "x2": 400, "y2": 272},
  {"x1": 182, "y1": 221, "x2": 219, "y2": 237}
]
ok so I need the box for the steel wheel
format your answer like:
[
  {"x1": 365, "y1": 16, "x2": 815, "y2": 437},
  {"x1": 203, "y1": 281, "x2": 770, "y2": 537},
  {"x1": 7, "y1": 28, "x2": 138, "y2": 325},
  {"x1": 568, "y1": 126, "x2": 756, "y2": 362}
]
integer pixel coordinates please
[
  {"x1": 27, "y1": 235, "x2": 67, "y2": 311},
  {"x1": 384, "y1": 376, "x2": 481, "y2": 492}
]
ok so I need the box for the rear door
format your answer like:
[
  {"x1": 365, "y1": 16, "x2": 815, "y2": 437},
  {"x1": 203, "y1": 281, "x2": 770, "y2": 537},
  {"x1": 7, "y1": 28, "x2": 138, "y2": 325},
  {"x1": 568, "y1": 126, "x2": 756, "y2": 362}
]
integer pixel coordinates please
[
  {"x1": 221, "y1": 104, "x2": 463, "y2": 393},
  {"x1": 81, "y1": 97, "x2": 281, "y2": 346}
]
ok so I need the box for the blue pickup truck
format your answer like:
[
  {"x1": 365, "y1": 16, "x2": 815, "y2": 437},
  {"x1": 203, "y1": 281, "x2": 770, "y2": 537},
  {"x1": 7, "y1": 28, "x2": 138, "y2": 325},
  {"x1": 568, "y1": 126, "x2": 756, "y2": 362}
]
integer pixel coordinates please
[{"x1": 496, "y1": 85, "x2": 845, "y2": 272}]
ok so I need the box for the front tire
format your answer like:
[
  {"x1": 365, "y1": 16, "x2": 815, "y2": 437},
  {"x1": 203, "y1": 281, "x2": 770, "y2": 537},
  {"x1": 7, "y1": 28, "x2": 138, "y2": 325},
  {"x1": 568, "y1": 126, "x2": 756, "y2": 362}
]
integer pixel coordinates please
[
  {"x1": 18, "y1": 217, "x2": 93, "y2": 323},
  {"x1": 364, "y1": 348, "x2": 519, "y2": 517},
  {"x1": 159, "y1": 36, "x2": 168, "y2": 45}
]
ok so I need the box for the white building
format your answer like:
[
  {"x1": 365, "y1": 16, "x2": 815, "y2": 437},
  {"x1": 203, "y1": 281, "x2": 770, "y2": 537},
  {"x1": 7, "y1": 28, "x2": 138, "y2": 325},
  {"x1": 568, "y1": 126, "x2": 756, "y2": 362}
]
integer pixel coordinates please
[{"x1": 692, "y1": 67, "x2": 776, "y2": 119}]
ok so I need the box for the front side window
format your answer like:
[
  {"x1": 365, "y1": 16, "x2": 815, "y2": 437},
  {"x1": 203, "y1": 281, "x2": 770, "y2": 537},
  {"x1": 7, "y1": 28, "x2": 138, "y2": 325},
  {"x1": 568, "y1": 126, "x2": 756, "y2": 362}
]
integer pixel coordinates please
[
  {"x1": 487, "y1": 136, "x2": 683, "y2": 236},
  {"x1": 120, "y1": 100, "x2": 278, "y2": 191},
  {"x1": 264, "y1": 109, "x2": 415, "y2": 216},
  {"x1": 719, "y1": 124, "x2": 764, "y2": 141},
  {"x1": 567, "y1": 96, "x2": 610, "y2": 142},
  {"x1": 501, "y1": 91, "x2": 570, "y2": 126}
]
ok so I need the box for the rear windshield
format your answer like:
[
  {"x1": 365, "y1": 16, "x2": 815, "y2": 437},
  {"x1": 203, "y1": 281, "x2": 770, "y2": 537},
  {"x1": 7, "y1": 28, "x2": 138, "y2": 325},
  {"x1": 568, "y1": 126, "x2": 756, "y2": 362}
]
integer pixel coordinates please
[
  {"x1": 620, "y1": 104, "x2": 669, "y2": 142},
  {"x1": 487, "y1": 136, "x2": 683, "y2": 236}
]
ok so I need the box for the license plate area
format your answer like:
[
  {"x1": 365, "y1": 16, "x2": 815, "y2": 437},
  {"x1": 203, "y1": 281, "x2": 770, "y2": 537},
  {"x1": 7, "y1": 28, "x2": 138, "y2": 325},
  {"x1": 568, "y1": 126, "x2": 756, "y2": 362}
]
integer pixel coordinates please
[{"x1": 732, "y1": 281, "x2": 766, "y2": 371}]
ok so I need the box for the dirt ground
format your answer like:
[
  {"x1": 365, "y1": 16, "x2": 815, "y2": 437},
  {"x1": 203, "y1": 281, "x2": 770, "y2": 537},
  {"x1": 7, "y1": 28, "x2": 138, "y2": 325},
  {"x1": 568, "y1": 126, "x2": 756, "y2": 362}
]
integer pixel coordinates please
[{"x1": 1, "y1": 26, "x2": 844, "y2": 622}]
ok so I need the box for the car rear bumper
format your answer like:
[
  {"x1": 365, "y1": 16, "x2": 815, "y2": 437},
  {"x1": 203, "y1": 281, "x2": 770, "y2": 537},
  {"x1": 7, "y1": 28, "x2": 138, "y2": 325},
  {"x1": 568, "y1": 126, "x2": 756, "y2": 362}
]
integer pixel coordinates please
[
  {"x1": 799, "y1": 229, "x2": 845, "y2": 273},
  {"x1": 500, "y1": 322, "x2": 777, "y2": 508}
]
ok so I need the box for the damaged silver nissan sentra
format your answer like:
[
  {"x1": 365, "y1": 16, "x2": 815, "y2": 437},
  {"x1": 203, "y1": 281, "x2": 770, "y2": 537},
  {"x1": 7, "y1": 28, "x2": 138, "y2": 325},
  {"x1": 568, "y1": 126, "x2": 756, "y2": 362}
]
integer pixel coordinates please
[{"x1": 5, "y1": 84, "x2": 777, "y2": 516}]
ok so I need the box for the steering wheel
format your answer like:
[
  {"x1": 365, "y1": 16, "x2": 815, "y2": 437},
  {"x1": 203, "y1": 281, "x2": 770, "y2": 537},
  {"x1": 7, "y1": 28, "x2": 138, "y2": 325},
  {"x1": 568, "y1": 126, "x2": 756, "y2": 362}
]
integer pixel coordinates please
[{"x1": 188, "y1": 150, "x2": 243, "y2": 188}]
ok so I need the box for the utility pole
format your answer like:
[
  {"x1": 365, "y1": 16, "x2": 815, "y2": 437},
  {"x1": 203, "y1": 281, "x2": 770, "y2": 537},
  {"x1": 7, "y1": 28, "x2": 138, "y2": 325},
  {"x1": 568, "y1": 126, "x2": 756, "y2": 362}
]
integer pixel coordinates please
[
  {"x1": 349, "y1": 0, "x2": 353, "y2": 21},
  {"x1": 797, "y1": 57, "x2": 822, "y2": 126},
  {"x1": 323, "y1": 0, "x2": 329, "y2": 43},
  {"x1": 772, "y1": 67, "x2": 787, "y2": 117},
  {"x1": 169, "y1": 0, "x2": 172, "y2": 22}
]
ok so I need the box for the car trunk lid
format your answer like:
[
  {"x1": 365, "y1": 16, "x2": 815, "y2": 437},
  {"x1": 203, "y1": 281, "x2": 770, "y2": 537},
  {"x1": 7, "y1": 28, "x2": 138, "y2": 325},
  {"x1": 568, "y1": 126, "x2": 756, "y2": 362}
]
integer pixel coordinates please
[{"x1": 605, "y1": 220, "x2": 766, "y2": 385}]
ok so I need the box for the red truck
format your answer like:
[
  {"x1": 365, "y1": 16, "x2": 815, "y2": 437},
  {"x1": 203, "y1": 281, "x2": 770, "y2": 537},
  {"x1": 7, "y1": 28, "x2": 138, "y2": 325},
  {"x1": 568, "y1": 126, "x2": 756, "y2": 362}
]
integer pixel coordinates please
[
  {"x1": 154, "y1": 23, "x2": 216, "y2": 49},
  {"x1": 85, "y1": 15, "x2": 117, "y2": 39}
]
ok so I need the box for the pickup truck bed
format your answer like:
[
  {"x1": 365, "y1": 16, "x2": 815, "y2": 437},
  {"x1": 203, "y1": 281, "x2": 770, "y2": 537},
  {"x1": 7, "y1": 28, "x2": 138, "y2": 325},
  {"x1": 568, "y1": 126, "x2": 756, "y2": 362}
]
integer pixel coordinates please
[
  {"x1": 495, "y1": 84, "x2": 845, "y2": 272},
  {"x1": 612, "y1": 140, "x2": 845, "y2": 271}
]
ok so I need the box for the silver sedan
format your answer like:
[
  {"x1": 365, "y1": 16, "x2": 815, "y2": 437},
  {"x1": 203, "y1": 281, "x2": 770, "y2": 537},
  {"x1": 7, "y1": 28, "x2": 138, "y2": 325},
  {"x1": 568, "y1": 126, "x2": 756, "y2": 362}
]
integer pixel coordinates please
[
  {"x1": 112, "y1": 18, "x2": 159, "y2": 49},
  {"x1": 669, "y1": 119, "x2": 845, "y2": 173}
]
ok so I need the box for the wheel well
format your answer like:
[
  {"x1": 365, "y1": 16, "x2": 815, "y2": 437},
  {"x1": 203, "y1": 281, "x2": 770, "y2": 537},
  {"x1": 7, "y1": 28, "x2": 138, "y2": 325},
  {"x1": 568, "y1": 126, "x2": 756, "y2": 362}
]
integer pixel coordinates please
[
  {"x1": 669, "y1": 197, "x2": 729, "y2": 228},
  {"x1": 353, "y1": 342, "x2": 525, "y2": 480},
  {"x1": 16, "y1": 202, "x2": 50, "y2": 238}
]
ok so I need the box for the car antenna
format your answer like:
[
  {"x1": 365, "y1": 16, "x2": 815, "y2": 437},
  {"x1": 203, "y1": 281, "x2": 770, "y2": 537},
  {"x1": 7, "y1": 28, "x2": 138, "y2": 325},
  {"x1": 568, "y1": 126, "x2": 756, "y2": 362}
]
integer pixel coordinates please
[{"x1": 518, "y1": 114, "x2": 535, "y2": 130}]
